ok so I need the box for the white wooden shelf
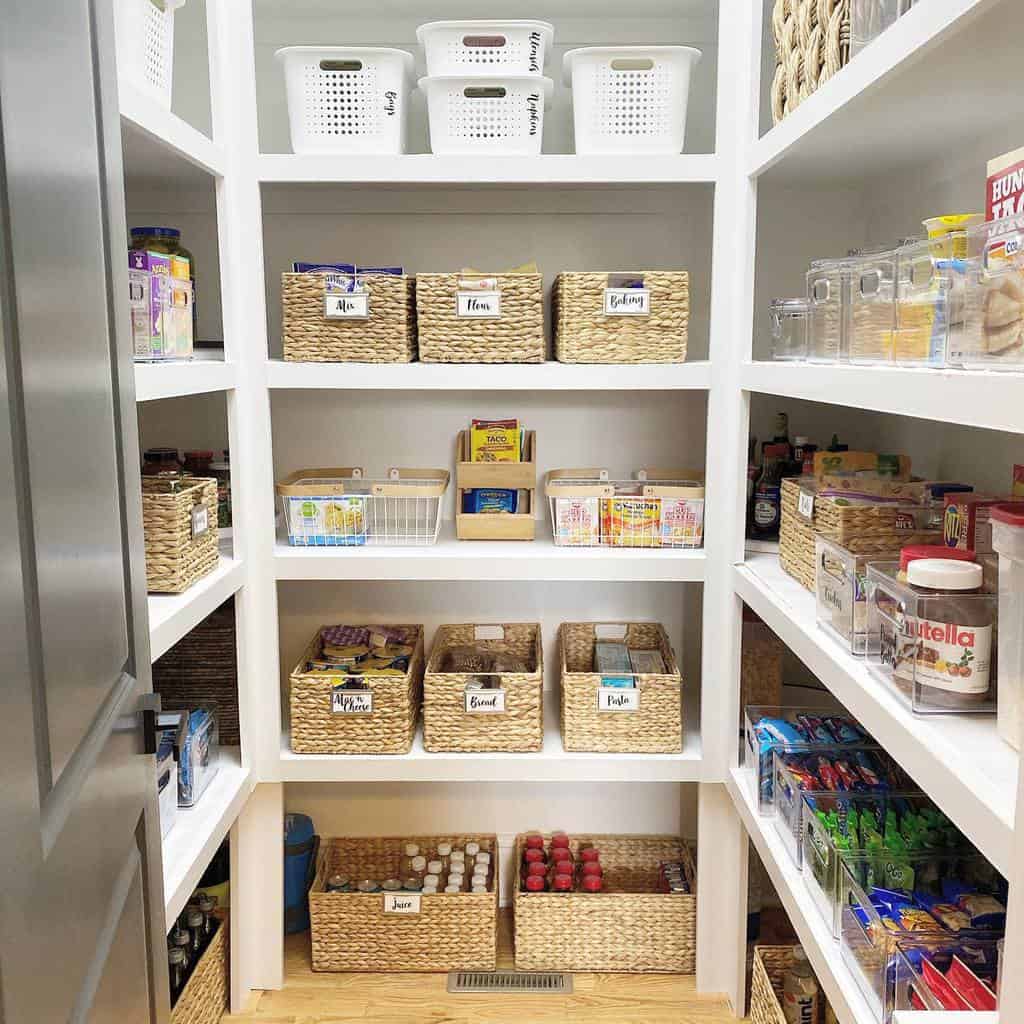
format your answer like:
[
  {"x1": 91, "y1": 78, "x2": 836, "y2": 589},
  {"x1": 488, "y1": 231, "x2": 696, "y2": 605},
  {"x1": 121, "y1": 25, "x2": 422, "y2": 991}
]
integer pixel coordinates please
[
  {"x1": 119, "y1": 78, "x2": 225, "y2": 184},
  {"x1": 278, "y1": 689, "x2": 701, "y2": 783},
  {"x1": 148, "y1": 540, "x2": 245, "y2": 661},
  {"x1": 274, "y1": 521, "x2": 706, "y2": 583},
  {"x1": 134, "y1": 350, "x2": 236, "y2": 402},
  {"x1": 742, "y1": 361, "x2": 1024, "y2": 434},
  {"x1": 734, "y1": 550, "x2": 1017, "y2": 876},
  {"x1": 267, "y1": 359, "x2": 710, "y2": 391},
  {"x1": 750, "y1": 0, "x2": 1010, "y2": 182},
  {"x1": 162, "y1": 748, "x2": 252, "y2": 926},
  {"x1": 726, "y1": 767, "x2": 876, "y2": 1024},
  {"x1": 893, "y1": 1015, "x2": 998, "y2": 1024},
  {"x1": 258, "y1": 153, "x2": 718, "y2": 187}
]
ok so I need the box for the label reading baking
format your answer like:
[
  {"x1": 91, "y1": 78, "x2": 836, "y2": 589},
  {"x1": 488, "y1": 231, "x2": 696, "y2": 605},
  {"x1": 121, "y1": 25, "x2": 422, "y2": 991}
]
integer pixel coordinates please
[
  {"x1": 383, "y1": 892, "x2": 421, "y2": 914},
  {"x1": 331, "y1": 688, "x2": 374, "y2": 714},
  {"x1": 797, "y1": 491, "x2": 815, "y2": 520},
  {"x1": 325, "y1": 292, "x2": 369, "y2": 319},
  {"x1": 464, "y1": 689, "x2": 506, "y2": 713},
  {"x1": 603, "y1": 288, "x2": 650, "y2": 316},
  {"x1": 191, "y1": 504, "x2": 209, "y2": 538},
  {"x1": 598, "y1": 687, "x2": 640, "y2": 712},
  {"x1": 818, "y1": 573, "x2": 848, "y2": 619},
  {"x1": 456, "y1": 291, "x2": 501, "y2": 318}
]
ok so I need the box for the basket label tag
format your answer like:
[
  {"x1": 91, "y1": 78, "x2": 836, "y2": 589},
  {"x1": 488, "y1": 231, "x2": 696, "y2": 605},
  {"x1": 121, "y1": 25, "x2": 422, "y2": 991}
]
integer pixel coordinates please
[
  {"x1": 457, "y1": 291, "x2": 501, "y2": 318},
  {"x1": 474, "y1": 624, "x2": 505, "y2": 641},
  {"x1": 325, "y1": 291, "x2": 369, "y2": 319},
  {"x1": 465, "y1": 689, "x2": 506, "y2": 714},
  {"x1": 594, "y1": 623, "x2": 628, "y2": 640},
  {"x1": 191, "y1": 504, "x2": 209, "y2": 538},
  {"x1": 383, "y1": 892, "x2": 420, "y2": 914},
  {"x1": 331, "y1": 688, "x2": 373, "y2": 714},
  {"x1": 797, "y1": 490, "x2": 815, "y2": 520},
  {"x1": 598, "y1": 686, "x2": 639, "y2": 712},
  {"x1": 604, "y1": 288, "x2": 650, "y2": 316}
]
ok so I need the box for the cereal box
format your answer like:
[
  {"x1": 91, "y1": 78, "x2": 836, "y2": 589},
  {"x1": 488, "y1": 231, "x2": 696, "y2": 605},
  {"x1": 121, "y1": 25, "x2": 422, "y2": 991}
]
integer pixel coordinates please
[{"x1": 987, "y1": 145, "x2": 1024, "y2": 222}]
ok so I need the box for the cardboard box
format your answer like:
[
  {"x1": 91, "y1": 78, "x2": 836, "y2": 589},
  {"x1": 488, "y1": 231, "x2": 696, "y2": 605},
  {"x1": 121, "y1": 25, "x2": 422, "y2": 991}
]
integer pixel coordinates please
[{"x1": 987, "y1": 145, "x2": 1024, "y2": 222}]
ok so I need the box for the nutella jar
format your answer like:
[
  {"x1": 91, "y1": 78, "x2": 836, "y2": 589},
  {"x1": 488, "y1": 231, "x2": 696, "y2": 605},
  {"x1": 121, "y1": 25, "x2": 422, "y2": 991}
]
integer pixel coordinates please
[{"x1": 867, "y1": 558, "x2": 996, "y2": 713}]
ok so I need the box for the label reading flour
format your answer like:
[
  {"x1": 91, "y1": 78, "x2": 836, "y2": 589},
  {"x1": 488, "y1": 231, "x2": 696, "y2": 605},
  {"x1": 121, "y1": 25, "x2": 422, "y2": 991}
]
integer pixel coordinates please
[
  {"x1": 598, "y1": 687, "x2": 639, "y2": 712},
  {"x1": 383, "y1": 892, "x2": 420, "y2": 914},
  {"x1": 465, "y1": 689, "x2": 506, "y2": 713},
  {"x1": 456, "y1": 291, "x2": 501, "y2": 318}
]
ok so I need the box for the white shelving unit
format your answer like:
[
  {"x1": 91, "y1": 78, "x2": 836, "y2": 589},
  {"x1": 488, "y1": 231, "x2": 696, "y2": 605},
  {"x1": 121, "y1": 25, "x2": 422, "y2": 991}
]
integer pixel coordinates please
[{"x1": 118, "y1": 0, "x2": 1024, "y2": 1019}]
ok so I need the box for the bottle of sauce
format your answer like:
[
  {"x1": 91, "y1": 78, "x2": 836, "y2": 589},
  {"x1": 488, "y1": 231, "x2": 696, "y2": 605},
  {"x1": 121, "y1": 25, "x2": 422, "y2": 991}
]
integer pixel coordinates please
[
  {"x1": 168, "y1": 946, "x2": 187, "y2": 1003},
  {"x1": 751, "y1": 443, "x2": 788, "y2": 540},
  {"x1": 782, "y1": 947, "x2": 819, "y2": 1024}
]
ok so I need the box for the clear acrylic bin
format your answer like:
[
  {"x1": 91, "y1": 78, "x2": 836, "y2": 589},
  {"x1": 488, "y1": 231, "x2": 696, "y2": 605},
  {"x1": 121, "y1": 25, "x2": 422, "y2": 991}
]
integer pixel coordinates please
[
  {"x1": 992, "y1": 505, "x2": 1024, "y2": 749},
  {"x1": 806, "y1": 258, "x2": 855, "y2": 362},
  {"x1": 769, "y1": 297, "x2": 809, "y2": 361},
  {"x1": 951, "y1": 215, "x2": 1024, "y2": 370},
  {"x1": 815, "y1": 537, "x2": 902, "y2": 655},
  {"x1": 851, "y1": 0, "x2": 903, "y2": 58},
  {"x1": 866, "y1": 560, "x2": 997, "y2": 714},
  {"x1": 846, "y1": 249, "x2": 898, "y2": 364},
  {"x1": 157, "y1": 705, "x2": 219, "y2": 807},
  {"x1": 893, "y1": 237, "x2": 964, "y2": 367}
]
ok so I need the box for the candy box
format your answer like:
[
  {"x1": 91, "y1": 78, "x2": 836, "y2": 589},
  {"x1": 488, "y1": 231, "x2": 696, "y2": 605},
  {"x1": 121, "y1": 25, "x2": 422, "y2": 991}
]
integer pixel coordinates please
[{"x1": 942, "y1": 494, "x2": 1024, "y2": 552}]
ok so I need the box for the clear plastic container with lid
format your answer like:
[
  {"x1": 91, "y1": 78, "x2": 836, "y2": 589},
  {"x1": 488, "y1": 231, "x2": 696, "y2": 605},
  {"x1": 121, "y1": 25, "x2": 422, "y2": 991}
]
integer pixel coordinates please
[
  {"x1": 992, "y1": 504, "x2": 1024, "y2": 749},
  {"x1": 845, "y1": 248, "x2": 898, "y2": 364},
  {"x1": 893, "y1": 236, "x2": 964, "y2": 367},
  {"x1": 867, "y1": 558, "x2": 997, "y2": 713},
  {"x1": 769, "y1": 298, "x2": 809, "y2": 361},
  {"x1": 806, "y1": 258, "x2": 856, "y2": 362}
]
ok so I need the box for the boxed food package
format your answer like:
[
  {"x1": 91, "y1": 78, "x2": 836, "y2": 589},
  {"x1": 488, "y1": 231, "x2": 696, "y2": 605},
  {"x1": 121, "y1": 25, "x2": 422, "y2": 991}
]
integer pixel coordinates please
[
  {"x1": 943, "y1": 495, "x2": 1024, "y2": 553},
  {"x1": 129, "y1": 249, "x2": 193, "y2": 360},
  {"x1": 987, "y1": 145, "x2": 1024, "y2": 222}
]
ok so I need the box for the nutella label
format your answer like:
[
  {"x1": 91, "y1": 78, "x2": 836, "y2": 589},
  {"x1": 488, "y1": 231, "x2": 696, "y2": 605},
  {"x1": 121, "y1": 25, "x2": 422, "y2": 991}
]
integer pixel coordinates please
[{"x1": 880, "y1": 615, "x2": 991, "y2": 694}]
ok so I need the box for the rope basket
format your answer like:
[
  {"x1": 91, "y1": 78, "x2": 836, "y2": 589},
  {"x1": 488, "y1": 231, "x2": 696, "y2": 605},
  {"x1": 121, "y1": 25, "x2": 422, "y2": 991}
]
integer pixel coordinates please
[
  {"x1": 559, "y1": 622, "x2": 683, "y2": 753},
  {"x1": 288, "y1": 625, "x2": 425, "y2": 755},
  {"x1": 309, "y1": 835, "x2": 498, "y2": 972},
  {"x1": 416, "y1": 273, "x2": 545, "y2": 363},
  {"x1": 779, "y1": 477, "x2": 940, "y2": 591},
  {"x1": 281, "y1": 273, "x2": 416, "y2": 362},
  {"x1": 513, "y1": 833, "x2": 697, "y2": 973},
  {"x1": 154, "y1": 599, "x2": 239, "y2": 745},
  {"x1": 552, "y1": 272, "x2": 689, "y2": 363},
  {"x1": 750, "y1": 945, "x2": 796, "y2": 1024},
  {"x1": 741, "y1": 616, "x2": 785, "y2": 711},
  {"x1": 169, "y1": 912, "x2": 228, "y2": 1024},
  {"x1": 771, "y1": 0, "x2": 849, "y2": 124},
  {"x1": 422, "y1": 623, "x2": 543, "y2": 752},
  {"x1": 142, "y1": 477, "x2": 219, "y2": 594}
]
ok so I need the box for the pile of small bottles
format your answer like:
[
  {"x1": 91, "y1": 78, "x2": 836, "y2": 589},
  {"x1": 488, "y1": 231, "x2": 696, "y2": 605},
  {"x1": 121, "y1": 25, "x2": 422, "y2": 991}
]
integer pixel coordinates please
[
  {"x1": 519, "y1": 831, "x2": 604, "y2": 893},
  {"x1": 323, "y1": 840, "x2": 494, "y2": 895},
  {"x1": 167, "y1": 890, "x2": 220, "y2": 1004},
  {"x1": 657, "y1": 860, "x2": 691, "y2": 894}
]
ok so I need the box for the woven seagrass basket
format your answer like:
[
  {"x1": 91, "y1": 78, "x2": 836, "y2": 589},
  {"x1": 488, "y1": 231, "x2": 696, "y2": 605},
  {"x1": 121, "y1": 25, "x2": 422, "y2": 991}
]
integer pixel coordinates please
[
  {"x1": 281, "y1": 273, "x2": 416, "y2": 362},
  {"x1": 552, "y1": 271, "x2": 689, "y2": 363},
  {"x1": 423, "y1": 623, "x2": 543, "y2": 752},
  {"x1": 559, "y1": 622, "x2": 682, "y2": 753},
  {"x1": 416, "y1": 273, "x2": 544, "y2": 363},
  {"x1": 750, "y1": 945, "x2": 798, "y2": 1024},
  {"x1": 142, "y1": 477, "x2": 219, "y2": 594},
  {"x1": 288, "y1": 625, "x2": 424, "y2": 755},
  {"x1": 309, "y1": 835, "x2": 498, "y2": 972},
  {"x1": 169, "y1": 912, "x2": 228, "y2": 1024},
  {"x1": 513, "y1": 834, "x2": 696, "y2": 973},
  {"x1": 771, "y1": 0, "x2": 850, "y2": 125},
  {"x1": 779, "y1": 477, "x2": 940, "y2": 591},
  {"x1": 741, "y1": 613, "x2": 785, "y2": 712}
]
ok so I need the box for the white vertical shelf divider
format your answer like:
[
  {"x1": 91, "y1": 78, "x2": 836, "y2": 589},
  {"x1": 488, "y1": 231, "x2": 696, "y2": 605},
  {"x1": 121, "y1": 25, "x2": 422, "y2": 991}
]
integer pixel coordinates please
[{"x1": 207, "y1": 0, "x2": 284, "y2": 1008}]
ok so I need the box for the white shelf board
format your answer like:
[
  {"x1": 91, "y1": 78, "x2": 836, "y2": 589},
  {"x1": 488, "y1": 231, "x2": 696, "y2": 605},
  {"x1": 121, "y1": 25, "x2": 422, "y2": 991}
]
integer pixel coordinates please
[
  {"x1": 119, "y1": 78, "x2": 225, "y2": 183},
  {"x1": 742, "y1": 361, "x2": 1024, "y2": 434},
  {"x1": 750, "y1": 0, "x2": 1009, "y2": 183},
  {"x1": 726, "y1": 767, "x2": 875, "y2": 1024},
  {"x1": 258, "y1": 153, "x2": 718, "y2": 187},
  {"x1": 162, "y1": 748, "x2": 252, "y2": 926},
  {"x1": 734, "y1": 551, "x2": 1016, "y2": 876},
  {"x1": 893, "y1": 1015, "x2": 998, "y2": 1024},
  {"x1": 148, "y1": 540, "x2": 245, "y2": 661},
  {"x1": 267, "y1": 359, "x2": 710, "y2": 391},
  {"x1": 134, "y1": 350, "x2": 236, "y2": 402},
  {"x1": 274, "y1": 521, "x2": 706, "y2": 582},
  {"x1": 278, "y1": 689, "x2": 701, "y2": 783}
]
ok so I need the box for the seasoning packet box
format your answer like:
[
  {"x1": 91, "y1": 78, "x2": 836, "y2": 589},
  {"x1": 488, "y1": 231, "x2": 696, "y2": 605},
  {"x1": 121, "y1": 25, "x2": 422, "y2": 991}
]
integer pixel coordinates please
[
  {"x1": 603, "y1": 495, "x2": 661, "y2": 547},
  {"x1": 470, "y1": 418, "x2": 521, "y2": 462},
  {"x1": 462, "y1": 488, "x2": 518, "y2": 514}
]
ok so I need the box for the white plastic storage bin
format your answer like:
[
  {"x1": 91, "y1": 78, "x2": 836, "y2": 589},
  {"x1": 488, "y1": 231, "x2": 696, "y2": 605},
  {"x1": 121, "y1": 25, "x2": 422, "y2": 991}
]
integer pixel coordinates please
[
  {"x1": 417, "y1": 21, "x2": 554, "y2": 76},
  {"x1": 114, "y1": 0, "x2": 184, "y2": 108},
  {"x1": 275, "y1": 47, "x2": 414, "y2": 155},
  {"x1": 419, "y1": 75, "x2": 553, "y2": 156},
  {"x1": 563, "y1": 46, "x2": 701, "y2": 155}
]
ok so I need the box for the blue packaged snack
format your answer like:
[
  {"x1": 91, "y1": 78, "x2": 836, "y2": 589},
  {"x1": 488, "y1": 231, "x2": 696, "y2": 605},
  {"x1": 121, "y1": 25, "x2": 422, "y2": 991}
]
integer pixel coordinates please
[
  {"x1": 462, "y1": 488, "x2": 517, "y2": 514},
  {"x1": 753, "y1": 717, "x2": 804, "y2": 754},
  {"x1": 292, "y1": 261, "x2": 356, "y2": 275},
  {"x1": 796, "y1": 713, "x2": 834, "y2": 743},
  {"x1": 823, "y1": 715, "x2": 866, "y2": 743}
]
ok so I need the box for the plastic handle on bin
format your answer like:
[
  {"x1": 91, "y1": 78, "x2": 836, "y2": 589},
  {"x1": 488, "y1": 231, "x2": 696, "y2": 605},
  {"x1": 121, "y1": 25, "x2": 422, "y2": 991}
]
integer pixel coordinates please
[
  {"x1": 611, "y1": 58, "x2": 654, "y2": 70},
  {"x1": 464, "y1": 86, "x2": 507, "y2": 98},
  {"x1": 463, "y1": 34, "x2": 506, "y2": 47},
  {"x1": 320, "y1": 59, "x2": 363, "y2": 71}
]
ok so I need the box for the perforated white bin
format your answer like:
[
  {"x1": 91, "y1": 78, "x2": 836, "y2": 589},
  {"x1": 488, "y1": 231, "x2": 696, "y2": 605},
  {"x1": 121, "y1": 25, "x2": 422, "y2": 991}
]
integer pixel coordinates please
[
  {"x1": 563, "y1": 46, "x2": 701, "y2": 155},
  {"x1": 114, "y1": 0, "x2": 185, "y2": 108},
  {"x1": 417, "y1": 20, "x2": 554, "y2": 76},
  {"x1": 276, "y1": 47, "x2": 415, "y2": 155},
  {"x1": 419, "y1": 75, "x2": 553, "y2": 156}
]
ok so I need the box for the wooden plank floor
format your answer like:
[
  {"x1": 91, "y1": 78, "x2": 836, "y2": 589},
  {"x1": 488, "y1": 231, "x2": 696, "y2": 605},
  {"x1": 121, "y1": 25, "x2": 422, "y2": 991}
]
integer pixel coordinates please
[{"x1": 223, "y1": 911, "x2": 737, "y2": 1024}]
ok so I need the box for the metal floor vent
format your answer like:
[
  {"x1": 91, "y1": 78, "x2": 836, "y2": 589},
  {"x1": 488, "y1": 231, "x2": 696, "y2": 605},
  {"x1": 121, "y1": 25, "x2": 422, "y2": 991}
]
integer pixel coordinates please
[{"x1": 447, "y1": 970, "x2": 572, "y2": 994}]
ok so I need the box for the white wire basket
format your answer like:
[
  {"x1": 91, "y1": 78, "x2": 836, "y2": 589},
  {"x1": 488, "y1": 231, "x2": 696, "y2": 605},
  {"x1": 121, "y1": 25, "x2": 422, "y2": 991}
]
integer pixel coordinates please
[
  {"x1": 562, "y1": 46, "x2": 701, "y2": 155},
  {"x1": 275, "y1": 47, "x2": 415, "y2": 155},
  {"x1": 419, "y1": 75, "x2": 553, "y2": 155},
  {"x1": 417, "y1": 20, "x2": 554, "y2": 76},
  {"x1": 114, "y1": 0, "x2": 185, "y2": 108},
  {"x1": 277, "y1": 467, "x2": 449, "y2": 547},
  {"x1": 545, "y1": 468, "x2": 705, "y2": 549}
]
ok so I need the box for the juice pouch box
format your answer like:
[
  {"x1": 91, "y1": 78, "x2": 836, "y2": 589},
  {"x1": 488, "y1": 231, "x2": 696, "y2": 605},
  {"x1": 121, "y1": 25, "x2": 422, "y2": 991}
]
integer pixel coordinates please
[
  {"x1": 603, "y1": 496, "x2": 661, "y2": 547},
  {"x1": 470, "y1": 418, "x2": 521, "y2": 462}
]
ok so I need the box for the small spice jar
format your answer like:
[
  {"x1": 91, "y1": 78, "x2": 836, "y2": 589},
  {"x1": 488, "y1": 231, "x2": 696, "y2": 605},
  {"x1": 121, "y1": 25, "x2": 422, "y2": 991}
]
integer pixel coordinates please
[
  {"x1": 143, "y1": 447, "x2": 181, "y2": 476},
  {"x1": 769, "y1": 298, "x2": 809, "y2": 361}
]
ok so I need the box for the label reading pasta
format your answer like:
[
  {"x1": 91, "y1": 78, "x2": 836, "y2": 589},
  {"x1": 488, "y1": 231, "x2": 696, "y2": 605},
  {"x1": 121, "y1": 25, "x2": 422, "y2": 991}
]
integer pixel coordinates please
[{"x1": 598, "y1": 687, "x2": 639, "y2": 712}]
